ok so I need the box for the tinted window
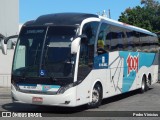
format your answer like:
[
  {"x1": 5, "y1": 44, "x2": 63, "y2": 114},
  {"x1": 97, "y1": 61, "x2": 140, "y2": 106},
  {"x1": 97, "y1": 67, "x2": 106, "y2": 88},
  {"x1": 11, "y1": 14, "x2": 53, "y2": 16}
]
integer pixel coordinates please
[
  {"x1": 97, "y1": 23, "x2": 109, "y2": 55},
  {"x1": 109, "y1": 26, "x2": 125, "y2": 51},
  {"x1": 133, "y1": 31, "x2": 141, "y2": 51},
  {"x1": 78, "y1": 22, "x2": 99, "y2": 81},
  {"x1": 126, "y1": 31, "x2": 135, "y2": 51},
  {"x1": 140, "y1": 33, "x2": 149, "y2": 52}
]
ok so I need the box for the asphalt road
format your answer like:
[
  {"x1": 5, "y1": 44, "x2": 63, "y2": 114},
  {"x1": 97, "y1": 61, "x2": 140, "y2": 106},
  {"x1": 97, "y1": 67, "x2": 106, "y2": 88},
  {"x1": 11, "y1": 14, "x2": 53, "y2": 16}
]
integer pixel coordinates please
[{"x1": 0, "y1": 83, "x2": 160, "y2": 118}]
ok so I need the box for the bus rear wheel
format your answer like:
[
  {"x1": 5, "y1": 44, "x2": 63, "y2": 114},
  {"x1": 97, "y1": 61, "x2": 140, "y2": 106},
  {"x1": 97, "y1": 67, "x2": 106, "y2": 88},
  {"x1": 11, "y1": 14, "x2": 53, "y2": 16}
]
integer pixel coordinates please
[
  {"x1": 140, "y1": 76, "x2": 148, "y2": 93},
  {"x1": 87, "y1": 83, "x2": 102, "y2": 108}
]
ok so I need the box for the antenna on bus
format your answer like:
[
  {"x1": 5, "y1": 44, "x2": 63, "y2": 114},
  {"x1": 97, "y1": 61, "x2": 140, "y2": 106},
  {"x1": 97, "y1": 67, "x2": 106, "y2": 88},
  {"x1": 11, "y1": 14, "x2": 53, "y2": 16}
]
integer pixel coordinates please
[
  {"x1": 102, "y1": 10, "x2": 107, "y2": 17},
  {"x1": 108, "y1": 9, "x2": 111, "y2": 18}
]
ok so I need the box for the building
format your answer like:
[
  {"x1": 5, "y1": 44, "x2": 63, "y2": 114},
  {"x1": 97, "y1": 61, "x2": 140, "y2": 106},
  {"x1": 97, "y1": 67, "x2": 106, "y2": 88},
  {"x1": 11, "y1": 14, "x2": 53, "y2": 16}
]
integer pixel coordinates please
[{"x1": 0, "y1": 0, "x2": 19, "y2": 87}]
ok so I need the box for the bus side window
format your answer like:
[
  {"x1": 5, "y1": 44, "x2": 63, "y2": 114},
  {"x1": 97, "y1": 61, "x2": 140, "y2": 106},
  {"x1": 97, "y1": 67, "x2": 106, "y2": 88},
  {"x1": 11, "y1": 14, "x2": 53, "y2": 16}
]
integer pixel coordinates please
[
  {"x1": 140, "y1": 33, "x2": 149, "y2": 52},
  {"x1": 105, "y1": 32, "x2": 111, "y2": 51},
  {"x1": 109, "y1": 26, "x2": 125, "y2": 51},
  {"x1": 150, "y1": 36, "x2": 158, "y2": 53},
  {"x1": 117, "y1": 32, "x2": 125, "y2": 51},
  {"x1": 97, "y1": 23, "x2": 109, "y2": 55},
  {"x1": 79, "y1": 38, "x2": 88, "y2": 65},
  {"x1": 133, "y1": 31, "x2": 141, "y2": 52},
  {"x1": 154, "y1": 36, "x2": 159, "y2": 53},
  {"x1": 82, "y1": 22, "x2": 99, "y2": 65},
  {"x1": 150, "y1": 36, "x2": 154, "y2": 52},
  {"x1": 126, "y1": 31, "x2": 134, "y2": 51},
  {"x1": 123, "y1": 30, "x2": 128, "y2": 51}
]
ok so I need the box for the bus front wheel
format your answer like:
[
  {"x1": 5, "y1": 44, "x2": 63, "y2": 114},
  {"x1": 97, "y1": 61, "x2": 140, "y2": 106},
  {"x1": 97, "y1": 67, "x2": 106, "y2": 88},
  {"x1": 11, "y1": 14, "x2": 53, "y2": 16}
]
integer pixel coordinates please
[{"x1": 87, "y1": 83, "x2": 102, "y2": 108}]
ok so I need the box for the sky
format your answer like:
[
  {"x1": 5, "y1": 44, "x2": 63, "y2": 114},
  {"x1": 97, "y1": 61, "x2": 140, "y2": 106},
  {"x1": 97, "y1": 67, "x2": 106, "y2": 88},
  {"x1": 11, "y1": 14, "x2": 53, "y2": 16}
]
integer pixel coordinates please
[{"x1": 20, "y1": 0, "x2": 143, "y2": 24}]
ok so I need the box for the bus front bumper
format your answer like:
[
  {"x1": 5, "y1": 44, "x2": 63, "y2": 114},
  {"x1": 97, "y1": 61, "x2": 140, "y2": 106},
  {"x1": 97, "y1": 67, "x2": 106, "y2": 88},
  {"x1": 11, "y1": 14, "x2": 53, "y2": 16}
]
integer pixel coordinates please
[{"x1": 11, "y1": 84, "x2": 77, "y2": 107}]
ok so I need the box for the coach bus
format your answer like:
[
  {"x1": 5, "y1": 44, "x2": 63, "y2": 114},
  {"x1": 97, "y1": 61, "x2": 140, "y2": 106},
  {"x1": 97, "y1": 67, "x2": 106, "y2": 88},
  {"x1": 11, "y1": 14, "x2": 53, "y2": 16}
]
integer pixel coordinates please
[{"x1": 1, "y1": 13, "x2": 159, "y2": 108}]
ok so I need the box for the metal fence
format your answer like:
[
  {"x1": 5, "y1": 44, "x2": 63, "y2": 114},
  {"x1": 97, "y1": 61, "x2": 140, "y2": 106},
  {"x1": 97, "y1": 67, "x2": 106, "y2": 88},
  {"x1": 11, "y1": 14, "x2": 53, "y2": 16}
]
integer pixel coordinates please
[{"x1": 0, "y1": 74, "x2": 11, "y2": 87}]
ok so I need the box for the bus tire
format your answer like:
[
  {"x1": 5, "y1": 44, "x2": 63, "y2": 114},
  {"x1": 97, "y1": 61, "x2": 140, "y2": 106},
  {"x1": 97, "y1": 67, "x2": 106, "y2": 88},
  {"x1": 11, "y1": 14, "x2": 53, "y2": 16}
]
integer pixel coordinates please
[
  {"x1": 140, "y1": 76, "x2": 148, "y2": 93},
  {"x1": 147, "y1": 74, "x2": 152, "y2": 88},
  {"x1": 87, "y1": 83, "x2": 102, "y2": 108}
]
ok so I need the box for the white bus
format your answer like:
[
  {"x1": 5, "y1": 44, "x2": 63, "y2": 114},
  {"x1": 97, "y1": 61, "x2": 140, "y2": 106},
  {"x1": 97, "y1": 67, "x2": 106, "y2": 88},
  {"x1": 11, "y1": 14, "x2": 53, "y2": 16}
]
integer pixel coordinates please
[{"x1": 1, "y1": 13, "x2": 159, "y2": 108}]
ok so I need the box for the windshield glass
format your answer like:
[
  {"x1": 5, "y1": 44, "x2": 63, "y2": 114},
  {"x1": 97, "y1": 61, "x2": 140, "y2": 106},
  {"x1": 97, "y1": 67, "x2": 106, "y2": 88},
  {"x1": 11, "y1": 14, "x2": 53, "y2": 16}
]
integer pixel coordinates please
[
  {"x1": 13, "y1": 26, "x2": 77, "y2": 79},
  {"x1": 42, "y1": 26, "x2": 77, "y2": 78}
]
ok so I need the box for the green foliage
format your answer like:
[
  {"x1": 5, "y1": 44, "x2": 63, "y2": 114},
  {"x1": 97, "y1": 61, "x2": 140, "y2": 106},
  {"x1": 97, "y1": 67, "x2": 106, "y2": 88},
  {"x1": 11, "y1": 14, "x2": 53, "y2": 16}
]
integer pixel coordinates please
[{"x1": 118, "y1": 0, "x2": 160, "y2": 33}]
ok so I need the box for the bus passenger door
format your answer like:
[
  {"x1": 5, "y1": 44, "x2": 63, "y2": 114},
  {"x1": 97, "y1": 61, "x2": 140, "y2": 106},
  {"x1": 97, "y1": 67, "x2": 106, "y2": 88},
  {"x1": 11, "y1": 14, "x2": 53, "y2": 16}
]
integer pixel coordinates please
[{"x1": 76, "y1": 21, "x2": 99, "y2": 105}]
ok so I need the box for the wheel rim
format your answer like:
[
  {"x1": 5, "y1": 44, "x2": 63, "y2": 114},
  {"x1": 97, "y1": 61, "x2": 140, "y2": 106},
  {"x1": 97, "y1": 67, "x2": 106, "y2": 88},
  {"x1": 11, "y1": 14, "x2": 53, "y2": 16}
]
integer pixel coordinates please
[
  {"x1": 146, "y1": 79, "x2": 150, "y2": 87},
  {"x1": 92, "y1": 88, "x2": 99, "y2": 103}
]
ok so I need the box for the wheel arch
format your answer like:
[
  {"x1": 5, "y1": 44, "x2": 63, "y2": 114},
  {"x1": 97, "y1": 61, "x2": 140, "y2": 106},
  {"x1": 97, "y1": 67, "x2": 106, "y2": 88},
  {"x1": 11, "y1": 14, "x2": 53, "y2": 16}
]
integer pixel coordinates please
[{"x1": 89, "y1": 80, "x2": 103, "y2": 102}]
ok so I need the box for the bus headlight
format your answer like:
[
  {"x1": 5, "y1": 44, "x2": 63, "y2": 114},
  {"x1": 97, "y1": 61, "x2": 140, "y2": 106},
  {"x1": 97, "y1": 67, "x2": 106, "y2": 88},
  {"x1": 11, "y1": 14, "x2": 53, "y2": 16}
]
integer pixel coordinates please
[
  {"x1": 57, "y1": 81, "x2": 81, "y2": 94},
  {"x1": 57, "y1": 83, "x2": 74, "y2": 94}
]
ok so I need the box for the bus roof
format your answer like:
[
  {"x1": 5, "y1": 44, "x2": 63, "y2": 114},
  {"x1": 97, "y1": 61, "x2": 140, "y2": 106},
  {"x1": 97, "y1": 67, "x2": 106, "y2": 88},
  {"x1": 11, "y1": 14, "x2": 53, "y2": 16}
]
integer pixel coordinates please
[
  {"x1": 23, "y1": 13, "x2": 156, "y2": 37},
  {"x1": 24, "y1": 13, "x2": 98, "y2": 26}
]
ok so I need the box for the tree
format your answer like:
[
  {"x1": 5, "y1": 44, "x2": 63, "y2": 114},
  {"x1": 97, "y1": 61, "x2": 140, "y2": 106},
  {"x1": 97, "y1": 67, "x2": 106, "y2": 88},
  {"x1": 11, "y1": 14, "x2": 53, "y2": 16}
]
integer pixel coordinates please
[
  {"x1": 118, "y1": 0, "x2": 160, "y2": 33},
  {"x1": 141, "y1": 0, "x2": 159, "y2": 8}
]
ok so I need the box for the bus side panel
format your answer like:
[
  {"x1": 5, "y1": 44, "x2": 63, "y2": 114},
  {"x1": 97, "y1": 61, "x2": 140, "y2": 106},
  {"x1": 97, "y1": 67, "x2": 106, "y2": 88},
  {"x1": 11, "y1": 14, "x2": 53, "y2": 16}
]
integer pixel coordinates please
[
  {"x1": 138, "y1": 52, "x2": 158, "y2": 85},
  {"x1": 75, "y1": 51, "x2": 158, "y2": 106},
  {"x1": 107, "y1": 52, "x2": 124, "y2": 97},
  {"x1": 119, "y1": 51, "x2": 158, "y2": 92},
  {"x1": 152, "y1": 53, "x2": 159, "y2": 84},
  {"x1": 133, "y1": 65, "x2": 158, "y2": 90},
  {"x1": 76, "y1": 72, "x2": 92, "y2": 106},
  {"x1": 119, "y1": 51, "x2": 139, "y2": 93},
  {"x1": 153, "y1": 65, "x2": 159, "y2": 84},
  {"x1": 75, "y1": 69, "x2": 108, "y2": 106}
]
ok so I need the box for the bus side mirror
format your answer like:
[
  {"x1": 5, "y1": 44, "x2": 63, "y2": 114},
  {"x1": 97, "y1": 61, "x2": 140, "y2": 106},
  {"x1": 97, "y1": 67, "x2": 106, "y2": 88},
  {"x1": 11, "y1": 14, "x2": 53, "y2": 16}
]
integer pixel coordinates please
[
  {"x1": 1, "y1": 35, "x2": 18, "y2": 55},
  {"x1": 71, "y1": 37, "x2": 80, "y2": 54},
  {"x1": 0, "y1": 33, "x2": 7, "y2": 55},
  {"x1": 71, "y1": 34, "x2": 88, "y2": 54},
  {"x1": 1, "y1": 39, "x2": 7, "y2": 55}
]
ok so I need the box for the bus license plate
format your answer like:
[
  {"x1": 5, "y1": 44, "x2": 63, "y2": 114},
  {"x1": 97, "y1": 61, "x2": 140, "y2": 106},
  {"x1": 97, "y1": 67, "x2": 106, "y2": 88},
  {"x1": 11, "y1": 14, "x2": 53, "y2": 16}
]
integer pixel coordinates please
[{"x1": 32, "y1": 97, "x2": 43, "y2": 104}]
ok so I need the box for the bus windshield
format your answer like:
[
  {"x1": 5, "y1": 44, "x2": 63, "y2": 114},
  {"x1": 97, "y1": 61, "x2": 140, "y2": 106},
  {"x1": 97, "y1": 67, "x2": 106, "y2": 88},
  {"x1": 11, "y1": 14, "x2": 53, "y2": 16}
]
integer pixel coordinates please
[{"x1": 13, "y1": 26, "x2": 77, "y2": 80}]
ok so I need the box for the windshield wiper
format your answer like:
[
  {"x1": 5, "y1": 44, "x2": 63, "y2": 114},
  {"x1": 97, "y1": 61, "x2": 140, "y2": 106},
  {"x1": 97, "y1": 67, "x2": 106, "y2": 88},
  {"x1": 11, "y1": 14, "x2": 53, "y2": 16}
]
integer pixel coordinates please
[
  {"x1": 44, "y1": 44, "x2": 49, "y2": 66},
  {"x1": 49, "y1": 76, "x2": 59, "y2": 82},
  {"x1": 16, "y1": 65, "x2": 39, "y2": 78}
]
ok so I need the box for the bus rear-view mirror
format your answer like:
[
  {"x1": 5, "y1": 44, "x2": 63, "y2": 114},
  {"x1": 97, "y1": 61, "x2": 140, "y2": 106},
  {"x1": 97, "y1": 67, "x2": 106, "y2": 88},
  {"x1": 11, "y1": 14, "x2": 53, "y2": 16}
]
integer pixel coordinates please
[
  {"x1": 71, "y1": 34, "x2": 88, "y2": 54},
  {"x1": 0, "y1": 35, "x2": 18, "y2": 55},
  {"x1": 1, "y1": 39, "x2": 7, "y2": 55},
  {"x1": 71, "y1": 37, "x2": 80, "y2": 54},
  {"x1": 0, "y1": 33, "x2": 7, "y2": 55}
]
